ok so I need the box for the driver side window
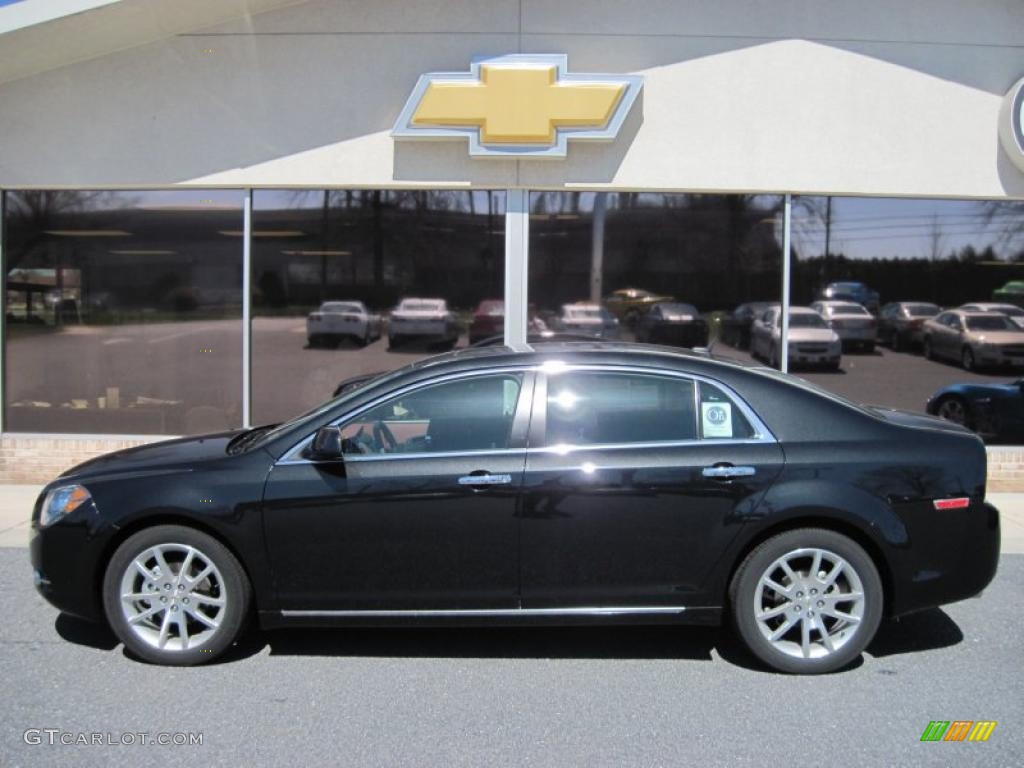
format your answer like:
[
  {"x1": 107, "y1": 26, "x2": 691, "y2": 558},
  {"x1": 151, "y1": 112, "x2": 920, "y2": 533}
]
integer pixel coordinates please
[{"x1": 337, "y1": 374, "x2": 523, "y2": 456}]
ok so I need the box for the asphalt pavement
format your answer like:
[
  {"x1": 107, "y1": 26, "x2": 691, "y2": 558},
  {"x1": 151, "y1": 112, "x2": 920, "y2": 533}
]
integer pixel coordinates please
[{"x1": 1, "y1": 545, "x2": 1021, "y2": 767}]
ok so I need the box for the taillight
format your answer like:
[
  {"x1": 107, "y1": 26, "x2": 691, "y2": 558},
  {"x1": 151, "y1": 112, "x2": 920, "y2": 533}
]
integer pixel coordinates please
[{"x1": 933, "y1": 497, "x2": 970, "y2": 510}]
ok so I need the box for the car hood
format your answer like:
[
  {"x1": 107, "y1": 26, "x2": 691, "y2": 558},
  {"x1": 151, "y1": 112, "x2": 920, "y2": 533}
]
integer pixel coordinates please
[{"x1": 58, "y1": 430, "x2": 245, "y2": 481}]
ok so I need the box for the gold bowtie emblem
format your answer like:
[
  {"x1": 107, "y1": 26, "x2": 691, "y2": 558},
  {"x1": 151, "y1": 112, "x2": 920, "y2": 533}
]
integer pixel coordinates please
[{"x1": 393, "y1": 55, "x2": 643, "y2": 158}]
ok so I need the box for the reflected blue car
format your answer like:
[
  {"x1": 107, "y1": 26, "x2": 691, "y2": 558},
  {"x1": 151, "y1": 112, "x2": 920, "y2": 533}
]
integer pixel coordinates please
[{"x1": 927, "y1": 379, "x2": 1024, "y2": 442}]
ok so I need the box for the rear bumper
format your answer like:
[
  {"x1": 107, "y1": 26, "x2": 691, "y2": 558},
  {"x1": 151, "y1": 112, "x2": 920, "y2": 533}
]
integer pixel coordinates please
[{"x1": 889, "y1": 500, "x2": 1000, "y2": 616}]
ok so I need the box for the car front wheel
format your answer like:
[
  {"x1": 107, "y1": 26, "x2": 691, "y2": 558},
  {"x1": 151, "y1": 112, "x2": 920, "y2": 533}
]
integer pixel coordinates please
[
  {"x1": 102, "y1": 525, "x2": 251, "y2": 666},
  {"x1": 730, "y1": 528, "x2": 883, "y2": 674}
]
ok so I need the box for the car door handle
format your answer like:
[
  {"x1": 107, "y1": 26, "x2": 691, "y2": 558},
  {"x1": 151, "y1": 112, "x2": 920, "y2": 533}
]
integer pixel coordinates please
[
  {"x1": 701, "y1": 465, "x2": 756, "y2": 479},
  {"x1": 458, "y1": 473, "x2": 513, "y2": 487}
]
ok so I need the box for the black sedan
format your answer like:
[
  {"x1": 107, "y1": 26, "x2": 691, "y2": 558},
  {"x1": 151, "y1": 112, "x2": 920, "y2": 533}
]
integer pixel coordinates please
[
  {"x1": 927, "y1": 379, "x2": 1024, "y2": 442},
  {"x1": 30, "y1": 344, "x2": 999, "y2": 673},
  {"x1": 634, "y1": 302, "x2": 709, "y2": 347}
]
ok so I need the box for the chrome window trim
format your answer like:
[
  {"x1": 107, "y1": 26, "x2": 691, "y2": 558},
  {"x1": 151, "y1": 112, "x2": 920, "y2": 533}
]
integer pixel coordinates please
[
  {"x1": 281, "y1": 606, "x2": 687, "y2": 618},
  {"x1": 275, "y1": 361, "x2": 776, "y2": 467}
]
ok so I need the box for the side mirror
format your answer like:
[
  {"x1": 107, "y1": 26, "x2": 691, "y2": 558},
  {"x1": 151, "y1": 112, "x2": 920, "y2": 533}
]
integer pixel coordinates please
[{"x1": 310, "y1": 426, "x2": 344, "y2": 460}]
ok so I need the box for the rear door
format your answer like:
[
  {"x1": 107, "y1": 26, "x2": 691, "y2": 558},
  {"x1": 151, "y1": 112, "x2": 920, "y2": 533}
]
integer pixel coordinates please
[{"x1": 519, "y1": 367, "x2": 784, "y2": 608}]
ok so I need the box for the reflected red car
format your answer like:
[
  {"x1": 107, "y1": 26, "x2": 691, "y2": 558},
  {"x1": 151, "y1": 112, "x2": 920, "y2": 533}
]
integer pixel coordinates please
[{"x1": 468, "y1": 299, "x2": 505, "y2": 344}]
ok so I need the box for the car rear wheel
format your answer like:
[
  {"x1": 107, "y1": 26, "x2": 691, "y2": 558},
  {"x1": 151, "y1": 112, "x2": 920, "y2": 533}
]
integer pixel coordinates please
[
  {"x1": 102, "y1": 525, "x2": 251, "y2": 666},
  {"x1": 923, "y1": 337, "x2": 934, "y2": 360},
  {"x1": 730, "y1": 528, "x2": 883, "y2": 674}
]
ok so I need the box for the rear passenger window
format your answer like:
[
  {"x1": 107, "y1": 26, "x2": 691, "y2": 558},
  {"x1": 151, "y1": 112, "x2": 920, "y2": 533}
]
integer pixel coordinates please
[
  {"x1": 545, "y1": 372, "x2": 696, "y2": 446},
  {"x1": 698, "y1": 381, "x2": 755, "y2": 439}
]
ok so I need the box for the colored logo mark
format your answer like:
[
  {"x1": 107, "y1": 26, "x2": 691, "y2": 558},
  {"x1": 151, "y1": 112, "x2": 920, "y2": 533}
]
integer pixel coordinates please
[
  {"x1": 393, "y1": 54, "x2": 643, "y2": 158},
  {"x1": 920, "y1": 720, "x2": 997, "y2": 742}
]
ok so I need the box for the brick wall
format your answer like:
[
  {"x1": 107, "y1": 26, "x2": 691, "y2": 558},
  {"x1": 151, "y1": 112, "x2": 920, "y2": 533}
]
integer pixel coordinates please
[
  {"x1": 4, "y1": 434, "x2": 1024, "y2": 490},
  {"x1": 0, "y1": 435, "x2": 166, "y2": 485}
]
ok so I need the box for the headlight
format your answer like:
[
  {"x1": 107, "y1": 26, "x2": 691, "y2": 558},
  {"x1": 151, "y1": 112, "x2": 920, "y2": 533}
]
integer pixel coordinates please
[{"x1": 39, "y1": 484, "x2": 92, "y2": 528}]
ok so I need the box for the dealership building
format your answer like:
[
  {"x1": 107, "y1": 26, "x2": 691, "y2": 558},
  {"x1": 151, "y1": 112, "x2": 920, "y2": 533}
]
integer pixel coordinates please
[{"x1": 1, "y1": 0, "x2": 1024, "y2": 485}]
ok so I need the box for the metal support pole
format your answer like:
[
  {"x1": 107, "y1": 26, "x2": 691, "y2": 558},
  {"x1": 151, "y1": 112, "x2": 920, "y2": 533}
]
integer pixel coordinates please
[
  {"x1": 0, "y1": 191, "x2": 5, "y2": 433},
  {"x1": 780, "y1": 194, "x2": 792, "y2": 374},
  {"x1": 242, "y1": 189, "x2": 252, "y2": 428},
  {"x1": 589, "y1": 192, "x2": 607, "y2": 303},
  {"x1": 504, "y1": 189, "x2": 529, "y2": 348}
]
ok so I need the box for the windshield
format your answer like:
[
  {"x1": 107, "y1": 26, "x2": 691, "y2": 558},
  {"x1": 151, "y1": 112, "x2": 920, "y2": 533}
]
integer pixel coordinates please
[
  {"x1": 658, "y1": 303, "x2": 698, "y2": 316},
  {"x1": 246, "y1": 366, "x2": 411, "y2": 451},
  {"x1": 905, "y1": 303, "x2": 940, "y2": 316},
  {"x1": 993, "y1": 306, "x2": 1024, "y2": 317},
  {"x1": 830, "y1": 303, "x2": 869, "y2": 316},
  {"x1": 788, "y1": 313, "x2": 828, "y2": 328},
  {"x1": 399, "y1": 300, "x2": 444, "y2": 312},
  {"x1": 321, "y1": 302, "x2": 362, "y2": 313},
  {"x1": 966, "y1": 315, "x2": 1018, "y2": 331}
]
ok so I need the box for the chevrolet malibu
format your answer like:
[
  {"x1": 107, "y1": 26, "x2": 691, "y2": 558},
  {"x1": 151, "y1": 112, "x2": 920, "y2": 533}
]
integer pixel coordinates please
[{"x1": 30, "y1": 344, "x2": 999, "y2": 673}]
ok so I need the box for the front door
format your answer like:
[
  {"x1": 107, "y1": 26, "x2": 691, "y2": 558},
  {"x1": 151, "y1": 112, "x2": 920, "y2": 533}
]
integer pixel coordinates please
[
  {"x1": 519, "y1": 369, "x2": 784, "y2": 608},
  {"x1": 263, "y1": 371, "x2": 532, "y2": 610}
]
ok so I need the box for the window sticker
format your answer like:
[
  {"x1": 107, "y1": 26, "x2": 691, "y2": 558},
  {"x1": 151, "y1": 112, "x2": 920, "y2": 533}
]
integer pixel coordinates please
[{"x1": 702, "y1": 401, "x2": 733, "y2": 438}]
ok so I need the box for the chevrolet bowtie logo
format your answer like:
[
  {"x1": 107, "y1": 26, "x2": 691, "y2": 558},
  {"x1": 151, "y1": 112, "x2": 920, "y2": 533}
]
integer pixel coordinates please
[{"x1": 393, "y1": 54, "x2": 643, "y2": 158}]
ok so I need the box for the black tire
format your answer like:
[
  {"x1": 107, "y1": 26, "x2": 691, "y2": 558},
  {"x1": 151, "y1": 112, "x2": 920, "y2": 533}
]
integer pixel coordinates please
[
  {"x1": 729, "y1": 528, "x2": 883, "y2": 674},
  {"x1": 388, "y1": 335, "x2": 402, "y2": 349},
  {"x1": 923, "y1": 337, "x2": 934, "y2": 360},
  {"x1": 863, "y1": 341, "x2": 875, "y2": 354},
  {"x1": 934, "y1": 395, "x2": 972, "y2": 428},
  {"x1": 307, "y1": 334, "x2": 321, "y2": 348},
  {"x1": 962, "y1": 346, "x2": 975, "y2": 372},
  {"x1": 102, "y1": 525, "x2": 251, "y2": 666},
  {"x1": 891, "y1": 332, "x2": 901, "y2": 352}
]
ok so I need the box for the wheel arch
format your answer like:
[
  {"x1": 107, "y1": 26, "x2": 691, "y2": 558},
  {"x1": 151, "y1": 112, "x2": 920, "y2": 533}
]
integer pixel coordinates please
[
  {"x1": 723, "y1": 513, "x2": 896, "y2": 618},
  {"x1": 94, "y1": 512, "x2": 261, "y2": 625}
]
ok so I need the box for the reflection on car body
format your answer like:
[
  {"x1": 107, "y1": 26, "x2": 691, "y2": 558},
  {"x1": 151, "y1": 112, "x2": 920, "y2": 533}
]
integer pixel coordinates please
[
  {"x1": 306, "y1": 301, "x2": 382, "y2": 348},
  {"x1": 719, "y1": 302, "x2": 775, "y2": 350},
  {"x1": 923, "y1": 309, "x2": 1024, "y2": 371},
  {"x1": 817, "y1": 281, "x2": 880, "y2": 314},
  {"x1": 634, "y1": 302, "x2": 709, "y2": 347},
  {"x1": 751, "y1": 306, "x2": 842, "y2": 370},
  {"x1": 388, "y1": 297, "x2": 460, "y2": 350},
  {"x1": 31, "y1": 343, "x2": 999, "y2": 675}
]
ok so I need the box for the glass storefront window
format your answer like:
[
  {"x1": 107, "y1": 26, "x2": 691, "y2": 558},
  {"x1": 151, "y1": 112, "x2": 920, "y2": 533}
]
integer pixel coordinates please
[
  {"x1": 527, "y1": 192, "x2": 784, "y2": 366},
  {"x1": 3, "y1": 190, "x2": 244, "y2": 434},
  {"x1": 250, "y1": 190, "x2": 505, "y2": 425},
  {"x1": 790, "y1": 196, "x2": 1024, "y2": 444}
]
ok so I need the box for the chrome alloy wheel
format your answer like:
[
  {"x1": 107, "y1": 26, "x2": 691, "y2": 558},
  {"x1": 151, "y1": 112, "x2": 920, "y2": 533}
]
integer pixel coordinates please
[
  {"x1": 753, "y1": 547, "x2": 865, "y2": 660},
  {"x1": 119, "y1": 543, "x2": 226, "y2": 652}
]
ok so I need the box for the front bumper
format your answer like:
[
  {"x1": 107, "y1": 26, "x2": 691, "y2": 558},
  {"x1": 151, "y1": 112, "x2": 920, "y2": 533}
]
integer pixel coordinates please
[{"x1": 29, "y1": 513, "x2": 110, "y2": 624}]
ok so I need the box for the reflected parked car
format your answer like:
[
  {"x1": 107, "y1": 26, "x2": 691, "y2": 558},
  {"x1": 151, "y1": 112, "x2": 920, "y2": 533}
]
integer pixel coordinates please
[
  {"x1": 817, "y1": 282, "x2": 880, "y2": 314},
  {"x1": 603, "y1": 287, "x2": 673, "y2": 324},
  {"x1": 635, "y1": 302, "x2": 709, "y2": 347},
  {"x1": 751, "y1": 306, "x2": 841, "y2": 370},
  {"x1": 306, "y1": 301, "x2": 382, "y2": 348},
  {"x1": 719, "y1": 302, "x2": 775, "y2": 350},
  {"x1": 468, "y1": 299, "x2": 505, "y2": 345},
  {"x1": 810, "y1": 301, "x2": 877, "y2": 352},
  {"x1": 388, "y1": 298, "x2": 460, "y2": 349},
  {"x1": 923, "y1": 309, "x2": 1024, "y2": 371},
  {"x1": 31, "y1": 344, "x2": 999, "y2": 673},
  {"x1": 554, "y1": 303, "x2": 620, "y2": 339},
  {"x1": 959, "y1": 303, "x2": 1024, "y2": 329},
  {"x1": 877, "y1": 302, "x2": 941, "y2": 351},
  {"x1": 927, "y1": 379, "x2": 1024, "y2": 442},
  {"x1": 991, "y1": 281, "x2": 1024, "y2": 307}
]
